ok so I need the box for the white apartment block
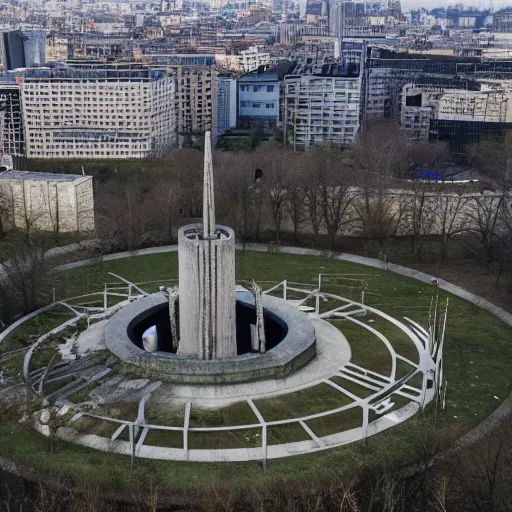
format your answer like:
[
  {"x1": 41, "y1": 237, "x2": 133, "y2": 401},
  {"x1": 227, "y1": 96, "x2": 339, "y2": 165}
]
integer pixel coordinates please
[
  {"x1": 283, "y1": 72, "x2": 362, "y2": 150},
  {"x1": 20, "y1": 68, "x2": 176, "y2": 159},
  {"x1": 238, "y1": 46, "x2": 271, "y2": 73}
]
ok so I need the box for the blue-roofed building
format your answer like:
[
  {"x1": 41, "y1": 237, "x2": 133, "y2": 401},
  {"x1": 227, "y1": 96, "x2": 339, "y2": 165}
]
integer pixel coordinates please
[{"x1": 237, "y1": 61, "x2": 296, "y2": 133}]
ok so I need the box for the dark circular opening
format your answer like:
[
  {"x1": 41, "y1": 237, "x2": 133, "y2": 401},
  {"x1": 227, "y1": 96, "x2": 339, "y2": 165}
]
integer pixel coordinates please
[{"x1": 127, "y1": 300, "x2": 288, "y2": 356}]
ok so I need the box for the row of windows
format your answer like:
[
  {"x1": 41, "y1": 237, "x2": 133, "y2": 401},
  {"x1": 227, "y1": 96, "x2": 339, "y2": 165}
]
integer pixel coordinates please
[
  {"x1": 240, "y1": 102, "x2": 275, "y2": 109},
  {"x1": 240, "y1": 85, "x2": 275, "y2": 93}
]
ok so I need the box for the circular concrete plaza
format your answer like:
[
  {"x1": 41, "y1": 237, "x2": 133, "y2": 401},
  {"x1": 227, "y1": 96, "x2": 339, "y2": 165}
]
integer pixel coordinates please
[{"x1": 1, "y1": 245, "x2": 512, "y2": 468}]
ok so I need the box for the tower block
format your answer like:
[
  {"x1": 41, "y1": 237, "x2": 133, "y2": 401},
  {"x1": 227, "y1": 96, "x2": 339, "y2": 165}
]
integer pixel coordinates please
[{"x1": 177, "y1": 131, "x2": 237, "y2": 359}]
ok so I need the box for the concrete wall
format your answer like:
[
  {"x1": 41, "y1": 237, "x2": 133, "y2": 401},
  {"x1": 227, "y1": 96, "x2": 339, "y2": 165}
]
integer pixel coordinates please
[
  {"x1": 0, "y1": 175, "x2": 95, "y2": 233},
  {"x1": 178, "y1": 224, "x2": 236, "y2": 360}
]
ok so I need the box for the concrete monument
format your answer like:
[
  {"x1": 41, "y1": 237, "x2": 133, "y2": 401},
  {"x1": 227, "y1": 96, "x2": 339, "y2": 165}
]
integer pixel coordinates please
[{"x1": 177, "y1": 131, "x2": 237, "y2": 359}]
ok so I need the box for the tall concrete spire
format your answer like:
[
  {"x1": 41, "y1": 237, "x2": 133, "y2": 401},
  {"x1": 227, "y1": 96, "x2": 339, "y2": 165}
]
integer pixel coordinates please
[
  {"x1": 203, "y1": 130, "x2": 216, "y2": 238},
  {"x1": 178, "y1": 129, "x2": 236, "y2": 360}
]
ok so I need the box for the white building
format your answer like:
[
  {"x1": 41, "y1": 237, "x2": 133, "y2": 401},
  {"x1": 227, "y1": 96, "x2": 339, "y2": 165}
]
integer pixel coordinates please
[
  {"x1": 238, "y1": 46, "x2": 271, "y2": 73},
  {"x1": 283, "y1": 68, "x2": 362, "y2": 150},
  {"x1": 20, "y1": 67, "x2": 176, "y2": 159}
]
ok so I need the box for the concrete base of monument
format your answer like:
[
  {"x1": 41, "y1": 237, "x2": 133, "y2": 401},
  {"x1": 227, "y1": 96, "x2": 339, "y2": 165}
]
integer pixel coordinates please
[
  {"x1": 98, "y1": 317, "x2": 350, "y2": 407},
  {"x1": 105, "y1": 290, "x2": 317, "y2": 385}
]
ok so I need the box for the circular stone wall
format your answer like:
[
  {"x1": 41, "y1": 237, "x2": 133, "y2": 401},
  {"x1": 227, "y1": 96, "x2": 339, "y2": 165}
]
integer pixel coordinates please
[{"x1": 105, "y1": 290, "x2": 316, "y2": 384}]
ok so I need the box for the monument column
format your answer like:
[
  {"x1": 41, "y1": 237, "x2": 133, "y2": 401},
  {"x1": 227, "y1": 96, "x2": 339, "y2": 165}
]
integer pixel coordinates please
[{"x1": 177, "y1": 131, "x2": 237, "y2": 359}]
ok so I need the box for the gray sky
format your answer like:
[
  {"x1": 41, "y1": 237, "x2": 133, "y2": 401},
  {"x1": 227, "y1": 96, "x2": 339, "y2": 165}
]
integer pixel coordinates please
[{"x1": 401, "y1": 0, "x2": 512, "y2": 10}]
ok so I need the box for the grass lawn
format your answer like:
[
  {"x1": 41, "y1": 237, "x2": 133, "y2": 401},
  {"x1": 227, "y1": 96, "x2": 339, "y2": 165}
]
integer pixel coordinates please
[
  {"x1": 1, "y1": 250, "x2": 512, "y2": 495},
  {"x1": 254, "y1": 383, "x2": 353, "y2": 422}
]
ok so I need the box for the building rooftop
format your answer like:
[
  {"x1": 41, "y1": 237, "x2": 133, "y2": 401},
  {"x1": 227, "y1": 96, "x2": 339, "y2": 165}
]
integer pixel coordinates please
[
  {"x1": 238, "y1": 60, "x2": 296, "y2": 82},
  {"x1": 0, "y1": 170, "x2": 88, "y2": 182}
]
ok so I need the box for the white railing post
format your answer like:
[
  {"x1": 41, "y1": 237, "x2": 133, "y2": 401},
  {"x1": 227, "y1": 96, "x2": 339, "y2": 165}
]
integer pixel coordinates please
[
  {"x1": 262, "y1": 424, "x2": 267, "y2": 472},
  {"x1": 129, "y1": 423, "x2": 135, "y2": 468},
  {"x1": 183, "y1": 402, "x2": 191, "y2": 460},
  {"x1": 283, "y1": 280, "x2": 287, "y2": 300},
  {"x1": 362, "y1": 405, "x2": 369, "y2": 440},
  {"x1": 103, "y1": 283, "x2": 107, "y2": 313}
]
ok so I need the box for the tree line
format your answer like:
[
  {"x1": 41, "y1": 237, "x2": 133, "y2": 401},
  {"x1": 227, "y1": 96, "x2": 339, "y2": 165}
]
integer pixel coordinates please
[{"x1": 1, "y1": 121, "x2": 512, "y2": 323}]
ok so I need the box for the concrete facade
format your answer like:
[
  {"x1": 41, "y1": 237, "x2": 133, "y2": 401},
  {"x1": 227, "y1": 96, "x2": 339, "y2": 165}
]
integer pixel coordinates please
[
  {"x1": 0, "y1": 170, "x2": 95, "y2": 233},
  {"x1": 178, "y1": 132, "x2": 236, "y2": 359},
  {"x1": 283, "y1": 69, "x2": 362, "y2": 150},
  {"x1": 104, "y1": 290, "x2": 316, "y2": 383},
  {"x1": 20, "y1": 67, "x2": 176, "y2": 159},
  {"x1": 216, "y1": 75, "x2": 237, "y2": 139},
  {"x1": 178, "y1": 224, "x2": 237, "y2": 359}
]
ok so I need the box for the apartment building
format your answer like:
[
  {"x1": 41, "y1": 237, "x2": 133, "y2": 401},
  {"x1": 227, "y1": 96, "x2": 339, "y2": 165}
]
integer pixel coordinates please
[
  {"x1": 0, "y1": 84, "x2": 24, "y2": 157},
  {"x1": 238, "y1": 61, "x2": 296, "y2": 132},
  {"x1": 20, "y1": 66, "x2": 176, "y2": 159},
  {"x1": 143, "y1": 56, "x2": 217, "y2": 142},
  {"x1": 493, "y1": 12, "x2": 512, "y2": 33},
  {"x1": 238, "y1": 46, "x2": 271, "y2": 73},
  {"x1": 400, "y1": 82, "x2": 512, "y2": 157},
  {"x1": 173, "y1": 66, "x2": 216, "y2": 144},
  {"x1": 283, "y1": 63, "x2": 362, "y2": 150}
]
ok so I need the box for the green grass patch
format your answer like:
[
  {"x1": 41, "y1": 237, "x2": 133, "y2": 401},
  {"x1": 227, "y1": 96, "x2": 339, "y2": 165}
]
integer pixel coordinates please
[
  {"x1": 329, "y1": 376, "x2": 376, "y2": 398},
  {"x1": 1, "y1": 250, "x2": 512, "y2": 495},
  {"x1": 93, "y1": 403, "x2": 139, "y2": 421},
  {"x1": 254, "y1": 383, "x2": 352, "y2": 422},
  {"x1": 1, "y1": 310, "x2": 75, "y2": 353},
  {"x1": 71, "y1": 416, "x2": 120, "y2": 438},
  {"x1": 336, "y1": 319, "x2": 393, "y2": 375},
  {"x1": 188, "y1": 428, "x2": 261, "y2": 449},
  {"x1": 145, "y1": 404, "x2": 184, "y2": 427},
  {"x1": 306, "y1": 406, "x2": 363, "y2": 437},
  {"x1": 267, "y1": 423, "x2": 311, "y2": 445},
  {"x1": 67, "y1": 382, "x2": 98, "y2": 403},
  {"x1": 144, "y1": 428, "x2": 183, "y2": 448},
  {"x1": 189, "y1": 402, "x2": 258, "y2": 427}
]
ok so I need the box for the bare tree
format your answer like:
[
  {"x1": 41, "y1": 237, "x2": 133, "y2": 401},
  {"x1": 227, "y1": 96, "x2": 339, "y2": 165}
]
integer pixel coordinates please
[
  {"x1": 0, "y1": 182, "x2": 16, "y2": 237},
  {"x1": 466, "y1": 192, "x2": 504, "y2": 261},
  {"x1": 350, "y1": 120, "x2": 409, "y2": 258},
  {"x1": 1, "y1": 236, "x2": 50, "y2": 314},
  {"x1": 320, "y1": 153, "x2": 357, "y2": 250},
  {"x1": 258, "y1": 146, "x2": 291, "y2": 242},
  {"x1": 215, "y1": 151, "x2": 259, "y2": 247},
  {"x1": 284, "y1": 167, "x2": 307, "y2": 244},
  {"x1": 302, "y1": 148, "x2": 327, "y2": 237},
  {"x1": 432, "y1": 191, "x2": 471, "y2": 259}
]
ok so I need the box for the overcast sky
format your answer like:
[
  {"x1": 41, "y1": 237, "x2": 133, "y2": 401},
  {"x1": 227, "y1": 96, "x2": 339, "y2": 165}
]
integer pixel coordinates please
[{"x1": 401, "y1": 0, "x2": 512, "y2": 10}]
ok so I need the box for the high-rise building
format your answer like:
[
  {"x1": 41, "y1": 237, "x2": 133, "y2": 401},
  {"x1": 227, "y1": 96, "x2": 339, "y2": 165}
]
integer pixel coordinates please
[
  {"x1": 329, "y1": 0, "x2": 368, "y2": 38},
  {"x1": 216, "y1": 76, "x2": 237, "y2": 139},
  {"x1": 0, "y1": 29, "x2": 47, "y2": 72},
  {"x1": 493, "y1": 12, "x2": 512, "y2": 33},
  {"x1": 387, "y1": 0, "x2": 402, "y2": 22},
  {"x1": 20, "y1": 67, "x2": 176, "y2": 159},
  {"x1": 283, "y1": 62, "x2": 362, "y2": 150}
]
